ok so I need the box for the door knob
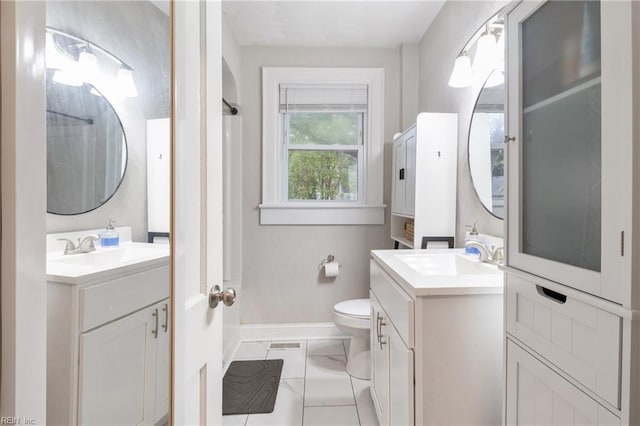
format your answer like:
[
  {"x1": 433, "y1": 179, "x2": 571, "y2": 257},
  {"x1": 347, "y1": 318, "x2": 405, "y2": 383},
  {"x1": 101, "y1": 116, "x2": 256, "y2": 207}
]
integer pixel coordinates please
[{"x1": 208, "y1": 285, "x2": 237, "y2": 308}]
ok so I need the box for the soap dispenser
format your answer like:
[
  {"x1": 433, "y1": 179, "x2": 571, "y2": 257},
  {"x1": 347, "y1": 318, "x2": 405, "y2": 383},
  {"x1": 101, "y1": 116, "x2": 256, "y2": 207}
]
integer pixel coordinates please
[
  {"x1": 464, "y1": 222, "x2": 481, "y2": 255},
  {"x1": 101, "y1": 218, "x2": 120, "y2": 247}
]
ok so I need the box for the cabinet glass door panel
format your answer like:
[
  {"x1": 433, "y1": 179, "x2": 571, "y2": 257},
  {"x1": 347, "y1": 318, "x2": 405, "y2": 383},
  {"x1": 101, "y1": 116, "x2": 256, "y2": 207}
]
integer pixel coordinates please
[{"x1": 520, "y1": 0, "x2": 602, "y2": 272}]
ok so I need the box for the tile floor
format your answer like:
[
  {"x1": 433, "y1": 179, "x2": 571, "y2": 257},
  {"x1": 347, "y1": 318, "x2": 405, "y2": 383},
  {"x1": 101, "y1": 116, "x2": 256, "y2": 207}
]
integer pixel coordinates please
[{"x1": 223, "y1": 339, "x2": 378, "y2": 426}]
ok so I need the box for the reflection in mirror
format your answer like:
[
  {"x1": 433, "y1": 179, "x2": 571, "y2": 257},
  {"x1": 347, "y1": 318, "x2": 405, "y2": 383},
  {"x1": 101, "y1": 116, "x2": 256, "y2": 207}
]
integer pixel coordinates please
[
  {"x1": 448, "y1": 8, "x2": 506, "y2": 219},
  {"x1": 47, "y1": 72, "x2": 127, "y2": 215},
  {"x1": 44, "y1": 2, "x2": 171, "y2": 425},
  {"x1": 468, "y1": 70, "x2": 505, "y2": 218},
  {"x1": 46, "y1": 28, "x2": 135, "y2": 215}
]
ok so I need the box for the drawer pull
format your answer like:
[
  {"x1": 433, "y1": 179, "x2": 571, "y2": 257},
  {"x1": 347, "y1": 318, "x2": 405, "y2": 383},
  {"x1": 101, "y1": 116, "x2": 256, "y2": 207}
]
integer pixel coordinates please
[
  {"x1": 376, "y1": 312, "x2": 386, "y2": 349},
  {"x1": 152, "y1": 308, "x2": 159, "y2": 338},
  {"x1": 162, "y1": 303, "x2": 168, "y2": 333},
  {"x1": 536, "y1": 285, "x2": 567, "y2": 304}
]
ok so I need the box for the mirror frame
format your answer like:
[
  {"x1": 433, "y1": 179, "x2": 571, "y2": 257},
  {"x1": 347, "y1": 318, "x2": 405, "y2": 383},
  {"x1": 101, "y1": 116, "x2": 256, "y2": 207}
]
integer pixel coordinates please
[
  {"x1": 46, "y1": 76, "x2": 129, "y2": 216},
  {"x1": 467, "y1": 69, "x2": 505, "y2": 220}
]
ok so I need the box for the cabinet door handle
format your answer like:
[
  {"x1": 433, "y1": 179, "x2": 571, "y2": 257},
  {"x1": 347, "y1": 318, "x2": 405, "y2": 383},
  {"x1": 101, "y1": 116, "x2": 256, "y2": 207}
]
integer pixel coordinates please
[
  {"x1": 152, "y1": 308, "x2": 159, "y2": 339},
  {"x1": 377, "y1": 312, "x2": 386, "y2": 349},
  {"x1": 376, "y1": 313, "x2": 381, "y2": 343},
  {"x1": 399, "y1": 168, "x2": 405, "y2": 180},
  {"x1": 536, "y1": 285, "x2": 567, "y2": 304},
  {"x1": 162, "y1": 303, "x2": 168, "y2": 333}
]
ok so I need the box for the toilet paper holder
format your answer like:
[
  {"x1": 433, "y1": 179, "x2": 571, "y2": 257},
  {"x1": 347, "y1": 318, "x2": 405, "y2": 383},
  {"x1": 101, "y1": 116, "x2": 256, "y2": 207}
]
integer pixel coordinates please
[{"x1": 318, "y1": 254, "x2": 342, "y2": 270}]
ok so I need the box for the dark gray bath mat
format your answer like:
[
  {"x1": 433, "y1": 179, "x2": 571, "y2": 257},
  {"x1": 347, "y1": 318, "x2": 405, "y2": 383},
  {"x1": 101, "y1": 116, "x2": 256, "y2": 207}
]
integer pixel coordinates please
[{"x1": 223, "y1": 359, "x2": 284, "y2": 415}]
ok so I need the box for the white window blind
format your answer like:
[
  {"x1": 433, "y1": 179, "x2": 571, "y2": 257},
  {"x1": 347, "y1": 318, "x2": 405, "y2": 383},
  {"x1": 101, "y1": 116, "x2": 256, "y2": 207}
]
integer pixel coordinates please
[{"x1": 279, "y1": 84, "x2": 368, "y2": 112}]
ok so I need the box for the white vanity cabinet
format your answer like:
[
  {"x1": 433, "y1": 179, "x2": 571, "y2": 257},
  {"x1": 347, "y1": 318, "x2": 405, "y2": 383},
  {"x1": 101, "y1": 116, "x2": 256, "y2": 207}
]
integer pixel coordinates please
[
  {"x1": 370, "y1": 289, "x2": 414, "y2": 426},
  {"x1": 370, "y1": 295, "x2": 391, "y2": 425},
  {"x1": 79, "y1": 299, "x2": 169, "y2": 425},
  {"x1": 47, "y1": 263, "x2": 170, "y2": 425},
  {"x1": 504, "y1": 1, "x2": 640, "y2": 424},
  {"x1": 390, "y1": 113, "x2": 457, "y2": 249},
  {"x1": 370, "y1": 251, "x2": 503, "y2": 426}
]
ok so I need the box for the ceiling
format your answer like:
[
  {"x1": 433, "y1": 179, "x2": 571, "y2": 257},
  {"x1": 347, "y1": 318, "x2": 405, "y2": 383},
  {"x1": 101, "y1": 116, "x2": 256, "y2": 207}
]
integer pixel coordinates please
[{"x1": 222, "y1": 1, "x2": 446, "y2": 48}]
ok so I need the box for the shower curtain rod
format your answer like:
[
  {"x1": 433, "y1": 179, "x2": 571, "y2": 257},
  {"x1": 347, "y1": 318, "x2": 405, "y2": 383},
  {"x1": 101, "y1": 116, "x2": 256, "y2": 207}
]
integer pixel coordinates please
[
  {"x1": 46, "y1": 109, "x2": 94, "y2": 125},
  {"x1": 222, "y1": 98, "x2": 238, "y2": 115}
]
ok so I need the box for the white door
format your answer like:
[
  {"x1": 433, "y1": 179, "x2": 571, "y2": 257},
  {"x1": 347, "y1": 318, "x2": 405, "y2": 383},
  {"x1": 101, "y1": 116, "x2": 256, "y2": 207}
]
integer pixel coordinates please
[
  {"x1": 0, "y1": 1, "x2": 47, "y2": 422},
  {"x1": 370, "y1": 292, "x2": 390, "y2": 426},
  {"x1": 392, "y1": 140, "x2": 407, "y2": 215},
  {"x1": 173, "y1": 1, "x2": 225, "y2": 425},
  {"x1": 404, "y1": 132, "x2": 416, "y2": 216},
  {"x1": 79, "y1": 306, "x2": 156, "y2": 425},
  {"x1": 389, "y1": 326, "x2": 414, "y2": 426},
  {"x1": 505, "y1": 340, "x2": 620, "y2": 426},
  {"x1": 505, "y1": 0, "x2": 630, "y2": 303},
  {"x1": 155, "y1": 301, "x2": 171, "y2": 423}
]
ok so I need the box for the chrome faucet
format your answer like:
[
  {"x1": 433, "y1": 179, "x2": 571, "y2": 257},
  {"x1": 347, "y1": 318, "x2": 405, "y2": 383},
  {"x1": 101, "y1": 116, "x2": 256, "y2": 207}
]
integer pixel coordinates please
[
  {"x1": 464, "y1": 240, "x2": 504, "y2": 265},
  {"x1": 57, "y1": 234, "x2": 100, "y2": 255}
]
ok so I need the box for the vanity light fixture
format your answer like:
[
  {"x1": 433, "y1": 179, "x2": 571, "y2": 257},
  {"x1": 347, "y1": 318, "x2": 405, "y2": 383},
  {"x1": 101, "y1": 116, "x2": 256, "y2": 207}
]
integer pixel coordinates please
[
  {"x1": 78, "y1": 50, "x2": 98, "y2": 82},
  {"x1": 448, "y1": 54, "x2": 473, "y2": 88},
  {"x1": 484, "y1": 69, "x2": 504, "y2": 88},
  {"x1": 448, "y1": 14, "x2": 504, "y2": 89},
  {"x1": 52, "y1": 69, "x2": 84, "y2": 87},
  {"x1": 472, "y1": 30, "x2": 498, "y2": 75},
  {"x1": 46, "y1": 28, "x2": 138, "y2": 98},
  {"x1": 115, "y1": 66, "x2": 139, "y2": 98}
]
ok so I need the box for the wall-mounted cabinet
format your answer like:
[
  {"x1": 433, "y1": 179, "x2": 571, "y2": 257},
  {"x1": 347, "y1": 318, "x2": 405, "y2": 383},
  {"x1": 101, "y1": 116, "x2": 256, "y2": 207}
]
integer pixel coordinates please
[
  {"x1": 504, "y1": 1, "x2": 640, "y2": 424},
  {"x1": 390, "y1": 113, "x2": 457, "y2": 248}
]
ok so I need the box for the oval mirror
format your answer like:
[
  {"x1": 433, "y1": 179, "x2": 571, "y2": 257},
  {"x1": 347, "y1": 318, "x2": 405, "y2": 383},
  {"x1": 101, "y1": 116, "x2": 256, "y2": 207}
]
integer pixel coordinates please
[
  {"x1": 468, "y1": 69, "x2": 505, "y2": 219},
  {"x1": 46, "y1": 70, "x2": 128, "y2": 215}
]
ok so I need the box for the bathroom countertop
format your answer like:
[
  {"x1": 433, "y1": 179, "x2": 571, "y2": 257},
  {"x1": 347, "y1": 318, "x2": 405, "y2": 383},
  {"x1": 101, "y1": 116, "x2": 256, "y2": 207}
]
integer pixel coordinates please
[
  {"x1": 370, "y1": 248, "x2": 504, "y2": 298},
  {"x1": 47, "y1": 241, "x2": 170, "y2": 285}
]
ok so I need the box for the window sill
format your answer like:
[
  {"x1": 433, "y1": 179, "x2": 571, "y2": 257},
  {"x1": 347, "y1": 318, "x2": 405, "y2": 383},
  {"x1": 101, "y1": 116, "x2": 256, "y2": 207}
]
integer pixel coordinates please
[{"x1": 258, "y1": 204, "x2": 386, "y2": 225}]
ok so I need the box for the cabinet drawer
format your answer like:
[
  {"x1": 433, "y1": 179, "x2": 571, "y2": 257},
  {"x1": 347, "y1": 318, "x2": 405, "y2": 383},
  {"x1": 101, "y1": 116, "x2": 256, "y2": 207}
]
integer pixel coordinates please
[
  {"x1": 370, "y1": 260, "x2": 414, "y2": 348},
  {"x1": 80, "y1": 266, "x2": 170, "y2": 332},
  {"x1": 506, "y1": 274, "x2": 621, "y2": 409},
  {"x1": 506, "y1": 339, "x2": 619, "y2": 425}
]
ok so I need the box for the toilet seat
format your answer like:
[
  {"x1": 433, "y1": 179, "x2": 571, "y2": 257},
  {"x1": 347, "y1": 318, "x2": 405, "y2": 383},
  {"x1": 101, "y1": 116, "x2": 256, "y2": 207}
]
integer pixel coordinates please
[{"x1": 333, "y1": 298, "x2": 370, "y2": 319}]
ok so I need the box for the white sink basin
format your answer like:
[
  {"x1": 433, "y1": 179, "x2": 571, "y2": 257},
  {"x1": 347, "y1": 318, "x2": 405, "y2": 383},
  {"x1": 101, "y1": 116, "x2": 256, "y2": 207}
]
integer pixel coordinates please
[
  {"x1": 47, "y1": 242, "x2": 169, "y2": 284},
  {"x1": 394, "y1": 252, "x2": 499, "y2": 276},
  {"x1": 371, "y1": 249, "x2": 504, "y2": 296}
]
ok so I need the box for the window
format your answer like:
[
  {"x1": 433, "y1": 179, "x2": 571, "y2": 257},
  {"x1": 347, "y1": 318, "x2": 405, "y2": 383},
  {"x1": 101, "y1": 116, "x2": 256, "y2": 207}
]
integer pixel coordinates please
[{"x1": 261, "y1": 68, "x2": 385, "y2": 225}]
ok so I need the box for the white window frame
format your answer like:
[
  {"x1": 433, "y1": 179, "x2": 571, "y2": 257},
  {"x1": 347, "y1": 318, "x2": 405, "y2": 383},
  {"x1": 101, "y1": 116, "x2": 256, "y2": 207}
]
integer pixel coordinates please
[{"x1": 260, "y1": 67, "x2": 386, "y2": 225}]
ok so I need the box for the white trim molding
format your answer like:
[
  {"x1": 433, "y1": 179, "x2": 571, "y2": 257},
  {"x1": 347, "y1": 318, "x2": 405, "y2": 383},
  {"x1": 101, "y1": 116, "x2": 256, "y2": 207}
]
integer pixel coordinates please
[
  {"x1": 259, "y1": 204, "x2": 385, "y2": 225},
  {"x1": 240, "y1": 322, "x2": 348, "y2": 341},
  {"x1": 261, "y1": 67, "x2": 386, "y2": 225}
]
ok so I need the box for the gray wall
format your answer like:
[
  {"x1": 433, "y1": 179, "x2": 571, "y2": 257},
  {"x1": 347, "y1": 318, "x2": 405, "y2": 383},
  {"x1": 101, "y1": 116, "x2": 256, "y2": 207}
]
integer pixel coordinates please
[
  {"x1": 240, "y1": 46, "x2": 400, "y2": 324},
  {"x1": 418, "y1": 0, "x2": 507, "y2": 242},
  {"x1": 45, "y1": 1, "x2": 170, "y2": 242}
]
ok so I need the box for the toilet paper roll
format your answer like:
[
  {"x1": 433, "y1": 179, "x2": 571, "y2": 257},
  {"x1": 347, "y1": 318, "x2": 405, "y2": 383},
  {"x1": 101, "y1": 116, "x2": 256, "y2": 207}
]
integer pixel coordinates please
[{"x1": 323, "y1": 261, "x2": 340, "y2": 278}]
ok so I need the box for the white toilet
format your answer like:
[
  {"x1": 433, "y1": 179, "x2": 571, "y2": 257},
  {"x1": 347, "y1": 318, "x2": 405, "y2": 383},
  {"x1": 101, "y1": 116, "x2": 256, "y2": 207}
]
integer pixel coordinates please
[{"x1": 333, "y1": 298, "x2": 371, "y2": 380}]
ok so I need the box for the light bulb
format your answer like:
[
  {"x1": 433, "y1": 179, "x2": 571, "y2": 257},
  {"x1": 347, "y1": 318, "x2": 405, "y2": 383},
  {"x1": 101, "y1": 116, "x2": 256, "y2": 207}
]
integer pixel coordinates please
[
  {"x1": 484, "y1": 70, "x2": 504, "y2": 88},
  {"x1": 448, "y1": 54, "x2": 473, "y2": 88},
  {"x1": 472, "y1": 32, "x2": 498, "y2": 76},
  {"x1": 115, "y1": 67, "x2": 138, "y2": 97},
  {"x1": 78, "y1": 51, "x2": 98, "y2": 83},
  {"x1": 52, "y1": 69, "x2": 83, "y2": 87}
]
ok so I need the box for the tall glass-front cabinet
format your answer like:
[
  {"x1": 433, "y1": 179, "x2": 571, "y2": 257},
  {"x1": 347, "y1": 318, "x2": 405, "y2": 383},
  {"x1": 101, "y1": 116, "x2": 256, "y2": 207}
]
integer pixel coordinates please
[{"x1": 504, "y1": 1, "x2": 640, "y2": 425}]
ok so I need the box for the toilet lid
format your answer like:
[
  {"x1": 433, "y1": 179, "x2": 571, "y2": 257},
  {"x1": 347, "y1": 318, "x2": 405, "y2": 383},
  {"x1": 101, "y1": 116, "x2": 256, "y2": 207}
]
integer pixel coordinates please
[{"x1": 334, "y1": 298, "x2": 370, "y2": 319}]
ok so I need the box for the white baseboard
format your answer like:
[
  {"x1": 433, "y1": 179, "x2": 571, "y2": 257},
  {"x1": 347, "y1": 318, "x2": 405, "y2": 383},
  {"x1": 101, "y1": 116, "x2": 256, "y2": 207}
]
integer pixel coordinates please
[{"x1": 240, "y1": 322, "x2": 348, "y2": 341}]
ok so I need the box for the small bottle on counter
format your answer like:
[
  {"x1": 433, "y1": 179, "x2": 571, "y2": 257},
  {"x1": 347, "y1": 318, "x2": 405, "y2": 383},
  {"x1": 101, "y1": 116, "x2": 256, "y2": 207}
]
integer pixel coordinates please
[
  {"x1": 101, "y1": 218, "x2": 120, "y2": 247},
  {"x1": 464, "y1": 222, "x2": 481, "y2": 255}
]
